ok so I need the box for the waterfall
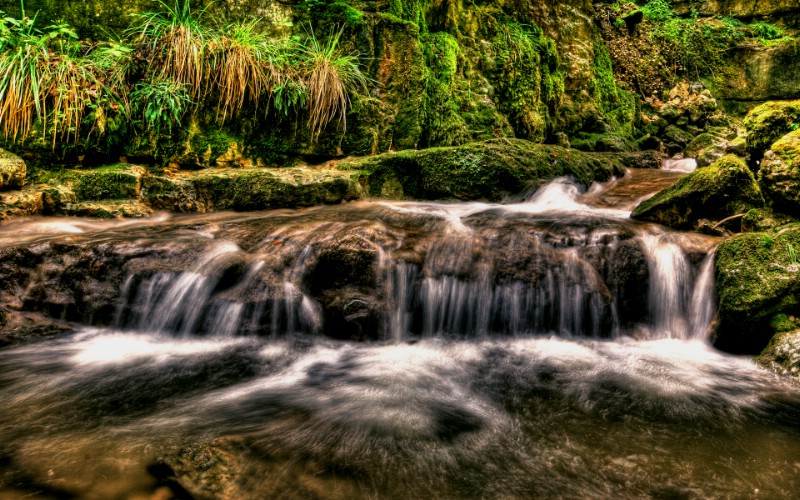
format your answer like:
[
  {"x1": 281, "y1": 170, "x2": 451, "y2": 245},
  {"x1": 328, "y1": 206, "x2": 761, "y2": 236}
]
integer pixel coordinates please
[{"x1": 94, "y1": 176, "x2": 720, "y2": 342}]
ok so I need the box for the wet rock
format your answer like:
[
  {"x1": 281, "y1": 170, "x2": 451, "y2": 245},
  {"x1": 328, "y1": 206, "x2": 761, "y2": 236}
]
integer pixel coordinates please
[
  {"x1": 631, "y1": 155, "x2": 764, "y2": 230},
  {"x1": 715, "y1": 225, "x2": 800, "y2": 353},
  {"x1": 319, "y1": 289, "x2": 384, "y2": 341},
  {"x1": 0, "y1": 148, "x2": 25, "y2": 191},
  {"x1": 61, "y1": 200, "x2": 153, "y2": 219},
  {"x1": 0, "y1": 188, "x2": 44, "y2": 220},
  {"x1": 337, "y1": 139, "x2": 626, "y2": 201},
  {"x1": 744, "y1": 99, "x2": 800, "y2": 165},
  {"x1": 758, "y1": 129, "x2": 800, "y2": 215},
  {"x1": 304, "y1": 231, "x2": 381, "y2": 295},
  {"x1": 757, "y1": 328, "x2": 800, "y2": 377}
]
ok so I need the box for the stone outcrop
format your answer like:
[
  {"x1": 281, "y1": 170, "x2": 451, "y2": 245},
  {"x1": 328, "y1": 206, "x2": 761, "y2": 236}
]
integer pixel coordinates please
[
  {"x1": 0, "y1": 149, "x2": 25, "y2": 191},
  {"x1": 758, "y1": 129, "x2": 800, "y2": 214},
  {"x1": 631, "y1": 155, "x2": 763, "y2": 230}
]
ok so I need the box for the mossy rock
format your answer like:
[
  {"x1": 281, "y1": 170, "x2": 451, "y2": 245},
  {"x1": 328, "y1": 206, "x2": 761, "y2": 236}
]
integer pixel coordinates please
[
  {"x1": 684, "y1": 132, "x2": 727, "y2": 167},
  {"x1": 757, "y1": 329, "x2": 800, "y2": 377},
  {"x1": 758, "y1": 129, "x2": 800, "y2": 215},
  {"x1": 141, "y1": 175, "x2": 202, "y2": 213},
  {"x1": 743, "y1": 100, "x2": 800, "y2": 165},
  {"x1": 0, "y1": 148, "x2": 26, "y2": 191},
  {"x1": 742, "y1": 207, "x2": 798, "y2": 232},
  {"x1": 60, "y1": 200, "x2": 153, "y2": 219},
  {"x1": 631, "y1": 155, "x2": 763, "y2": 230},
  {"x1": 715, "y1": 225, "x2": 800, "y2": 353},
  {"x1": 0, "y1": 188, "x2": 44, "y2": 220},
  {"x1": 191, "y1": 168, "x2": 364, "y2": 211},
  {"x1": 337, "y1": 139, "x2": 626, "y2": 201},
  {"x1": 71, "y1": 164, "x2": 146, "y2": 201}
]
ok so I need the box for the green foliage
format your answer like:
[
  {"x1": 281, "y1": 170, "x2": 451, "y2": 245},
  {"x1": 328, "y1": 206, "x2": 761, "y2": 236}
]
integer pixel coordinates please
[
  {"x1": 641, "y1": 0, "x2": 673, "y2": 22},
  {"x1": 748, "y1": 22, "x2": 783, "y2": 41},
  {"x1": 130, "y1": 78, "x2": 192, "y2": 135},
  {"x1": 421, "y1": 31, "x2": 467, "y2": 146},
  {"x1": 129, "y1": 0, "x2": 210, "y2": 100},
  {"x1": 789, "y1": 242, "x2": 798, "y2": 265},
  {"x1": 299, "y1": 0, "x2": 364, "y2": 29},
  {"x1": 637, "y1": 0, "x2": 789, "y2": 82},
  {"x1": 299, "y1": 27, "x2": 369, "y2": 140},
  {"x1": 207, "y1": 18, "x2": 282, "y2": 123}
]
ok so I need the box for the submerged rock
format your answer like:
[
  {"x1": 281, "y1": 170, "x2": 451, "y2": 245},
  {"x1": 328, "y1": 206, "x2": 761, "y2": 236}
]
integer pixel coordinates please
[
  {"x1": 631, "y1": 155, "x2": 763, "y2": 230},
  {"x1": 715, "y1": 224, "x2": 800, "y2": 353}
]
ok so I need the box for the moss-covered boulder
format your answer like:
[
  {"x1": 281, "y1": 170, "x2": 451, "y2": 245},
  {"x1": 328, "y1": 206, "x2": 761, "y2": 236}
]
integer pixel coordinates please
[
  {"x1": 71, "y1": 164, "x2": 145, "y2": 201},
  {"x1": 631, "y1": 155, "x2": 763, "y2": 229},
  {"x1": 743, "y1": 99, "x2": 800, "y2": 164},
  {"x1": 337, "y1": 139, "x2": 626, "y2": 201},
  {"x1": 715, "y1": 225, "x2": 800, "y2": 353},
  {"x1": 192, "y1": 168, "x2": 363, "y2": 211},
  {"x1": 0, "y1": 149, "x2": 26, "y2": 191},
  {"x1": 758, "y1": 129, "x2": 800, "y2": 214}
]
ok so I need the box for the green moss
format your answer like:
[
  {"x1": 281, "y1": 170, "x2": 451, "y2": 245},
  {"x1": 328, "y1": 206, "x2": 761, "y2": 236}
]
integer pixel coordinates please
[
  {"x1": 71, "y1": 164, "x2": 145, "y2": 201},
  {"x1": 716, "y1": 224, "x2": 800, "y2": 353},
  {"x1": 631, "y1": 154, "x2": 764, "y2": 229},
  {"x1": 421, "y1": 32, "x2": 468, "y2": 147},
  {"x1": 758, "y1": 129, "x2": 800, "y2": 214},
  {"x1": 741, "y1": 207, "x2": 798, "y2": 232},
  {"x1": 743, "y1": 100, "x2": 800, "y2": 164},
  {"x1": 591, "y1": 43, "x2": 636, "y2": 138},
  {"x1": 191, "y1": 168, "x2": 363, "y2": 211},
  {"x1": 337, "y1": 139, "x2": 625, "y2": 201}
]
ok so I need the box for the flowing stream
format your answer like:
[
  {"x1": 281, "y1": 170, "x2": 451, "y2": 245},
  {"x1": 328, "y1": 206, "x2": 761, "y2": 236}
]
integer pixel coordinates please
[{"x1": 0, "y1": 169, "x2": 799, "y2": 499}]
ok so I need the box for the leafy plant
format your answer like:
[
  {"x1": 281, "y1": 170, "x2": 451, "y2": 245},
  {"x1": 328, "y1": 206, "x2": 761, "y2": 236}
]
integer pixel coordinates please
[
  {"x1": 299, "y1": 26, "x2": 368, "y2": 140},
  {"x1": 273, "y1": 80, "x2": 307, "y2": 117},
  {"x1": 130, "y1": 0, "x2": 209, "y2": 100},
  {"x1": 130, "y1": 78, "x2": 192, "y2": 135},
  {"x1": 788, "y1": 242, "x2": 798, "y2": 266},
  {"x1": 748, "y1": 22, "x2": 783, "y2": 41}
]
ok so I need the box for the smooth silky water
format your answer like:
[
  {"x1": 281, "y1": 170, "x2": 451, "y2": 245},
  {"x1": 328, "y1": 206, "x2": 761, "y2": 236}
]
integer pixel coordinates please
[{"x1": 0, "y1": 169, "x2": 799, "y2": 499}]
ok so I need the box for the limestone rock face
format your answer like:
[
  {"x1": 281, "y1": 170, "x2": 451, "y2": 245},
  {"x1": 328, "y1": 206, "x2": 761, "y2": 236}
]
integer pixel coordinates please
[
  {"x1": 711, "y1": 40, "x2": 800, "y2": 103},
  {"x1": 0, "y1": 149, "x2": 25, "y2": 191},
  {"x1": 759, "y1": 129, "x2": 800, "y2": 214},
  {"x1": 631, "y1": 155, "x2": 763, "y2": 230}
]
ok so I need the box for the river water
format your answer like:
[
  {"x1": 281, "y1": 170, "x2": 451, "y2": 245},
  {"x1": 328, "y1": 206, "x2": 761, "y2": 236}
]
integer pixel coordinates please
[{"x1": 0, "y1": 169, "x2": 798, "y2": 499}]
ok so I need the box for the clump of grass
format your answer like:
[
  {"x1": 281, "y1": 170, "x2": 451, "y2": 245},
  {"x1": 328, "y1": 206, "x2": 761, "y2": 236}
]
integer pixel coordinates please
[
  {"x1": 208, "y1": 18, "x2": 281, "y2": 123},
  {"x1": 0, "y1": 12, "x2": 52, "y2": 142},
  {"x1": 130, "y1": 0, "x2": 209, "y2": 100},
  {"x1": 299, "y1": 27, "x2": 368, "y2": 140}
]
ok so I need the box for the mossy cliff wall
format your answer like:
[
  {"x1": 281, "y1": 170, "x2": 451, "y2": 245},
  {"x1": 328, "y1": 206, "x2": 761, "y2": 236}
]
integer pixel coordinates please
[{"x1": 0, "y1": 0, "x2": 634, "y2": 163}]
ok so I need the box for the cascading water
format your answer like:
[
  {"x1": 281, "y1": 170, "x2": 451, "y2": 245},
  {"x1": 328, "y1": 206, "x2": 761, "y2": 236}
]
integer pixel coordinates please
[{"x1": 0, "y1": 169, "x2": 798, "y2": 499}]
